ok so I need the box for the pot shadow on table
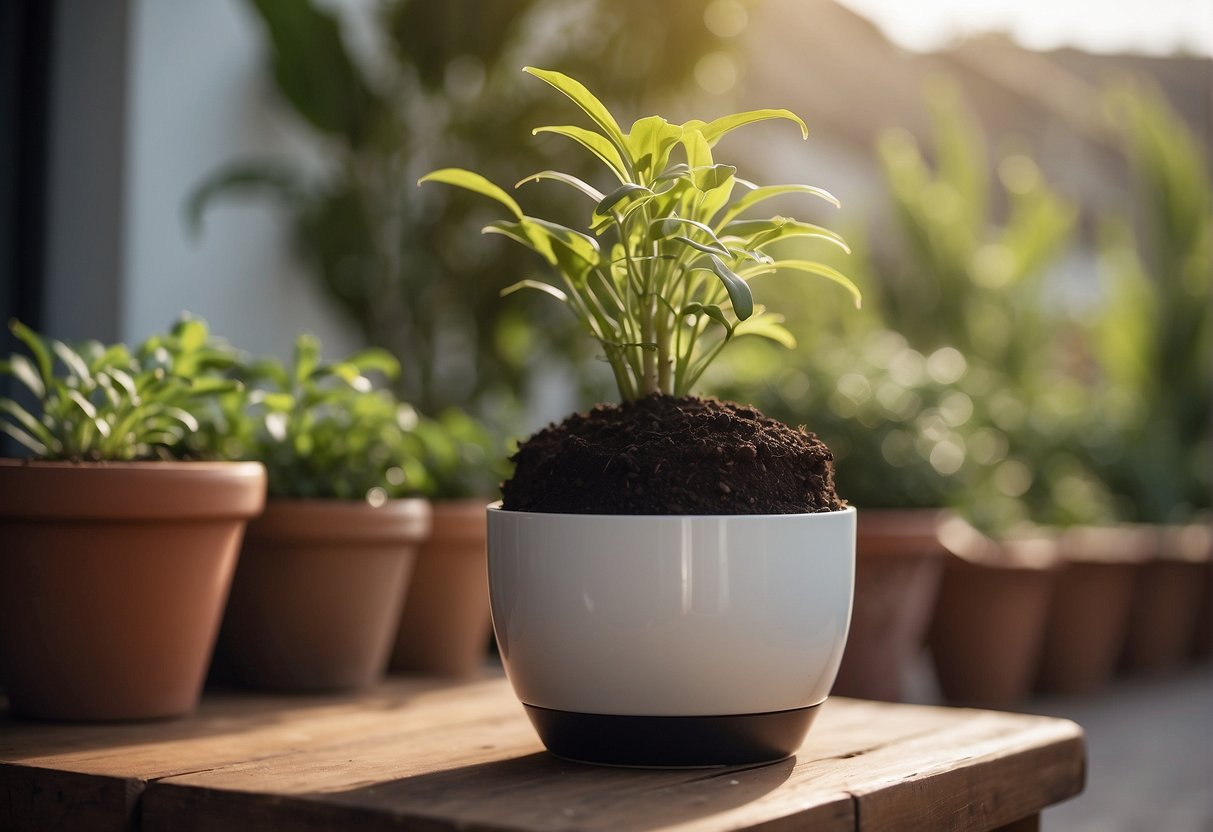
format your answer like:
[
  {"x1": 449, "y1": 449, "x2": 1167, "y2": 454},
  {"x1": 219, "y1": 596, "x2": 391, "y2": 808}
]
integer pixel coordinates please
[{"x1": 320, "y1": 751, "x2": 798, "y2": 832}]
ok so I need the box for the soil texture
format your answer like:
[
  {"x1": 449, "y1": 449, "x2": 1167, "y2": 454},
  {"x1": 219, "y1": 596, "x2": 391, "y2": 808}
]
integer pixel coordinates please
[{"x1": 501, "y1": 395, "x2": 844, "y2": 515}]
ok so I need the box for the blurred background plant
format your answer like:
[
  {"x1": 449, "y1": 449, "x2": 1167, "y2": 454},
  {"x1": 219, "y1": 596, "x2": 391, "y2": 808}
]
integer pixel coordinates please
[
  {"x1": 188, "y1": 0, "x2": 731, "y2": 423},
  {"x1": 1079, "y1": 83, "x2": 1211, "y2": 524},
  {"x1": 223, "y1": 333, "x2": 429, "y2": 500}
]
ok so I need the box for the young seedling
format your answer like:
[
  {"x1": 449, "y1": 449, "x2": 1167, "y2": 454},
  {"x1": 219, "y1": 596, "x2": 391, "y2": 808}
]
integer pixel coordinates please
[{"x1": 420, "y1": 67, "x2": 858, "y2": 402}]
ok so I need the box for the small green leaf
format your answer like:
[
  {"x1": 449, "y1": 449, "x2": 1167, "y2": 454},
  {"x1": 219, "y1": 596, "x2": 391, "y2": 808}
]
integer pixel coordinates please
[
  {"x1": 595, "y1": 183, "x2": 653, "y2": 217},
  {"x1": 345, "y1": 348, "x2": 400, "y2": 378},
  {"x1": 501, "y1": 279, "x2": 569, "y2": 303},
  {"x1": 51, "y1": 341, "x2": 92, "y2": 384},
  {"x1": 3, "y1": 354, "x2": 46, "y2": 400},
  {"x1": 681, "y1": 303, "x2": 733, "y2": 331},
  {"x1": 9, "y1": 319, "x2": 53, "y2": 387},
  {"x1": 293, "y1": 335, "x2": 321, "y2": 384},
  {"x1": 672, "y1": 235, "x2": 731, "y2": 258},
  {"x1": 625, "y1": 116, "x2": 683, "y2": 182},
  {"x1": 516, "y1": 171, "x2": 604, "y2": 203},
  {"x1": 419, "y1": 169, "x2": 523, "y2": 220},
  {"x1": 733, "y1": 312, "x2": 797, "y2": 348},
  {"x1": 533, "y1": 126, "x2": 629, "y2": 182},
  {"x1": 696, "y1": 109, "x2": 809, "y2": 146},
  {"x1": 691, "y1": 164, "x2": 736, "y2": 193},
  {"x1": 718, "y1": 184, "x2": 840, "y2": 227},
  {"x1": 747, "y1": 259, "x2": 863, "y2": 309},
  {"x1": 523, "y1": 67, "x2": 629, "y2": 162},
  {"x1": 700, "y1": 255, "x2": 754, "y2": 320},
  {"x1": 0, "y1": 420, "x2": 50, "y2": 456}
]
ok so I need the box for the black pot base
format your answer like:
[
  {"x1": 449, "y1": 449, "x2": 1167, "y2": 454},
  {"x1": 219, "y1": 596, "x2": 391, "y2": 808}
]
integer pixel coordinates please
[{"x1": 523, "y1": 703, "x2": 821, "y2": 768}]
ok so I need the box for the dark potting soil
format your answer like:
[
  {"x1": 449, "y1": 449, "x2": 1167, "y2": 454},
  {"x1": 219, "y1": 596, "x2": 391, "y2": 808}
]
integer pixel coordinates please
[{"x1": 501, "y1": 394, "x2": 845, "y2": 515}]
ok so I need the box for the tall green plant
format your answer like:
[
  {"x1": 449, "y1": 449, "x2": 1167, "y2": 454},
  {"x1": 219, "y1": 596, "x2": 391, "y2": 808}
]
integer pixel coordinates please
[
  {"x1": 1084, "y1": 84, "x2": 1211, "y2": 522},
  {"x1": 876, "y1": 82, "x2": 1076, "y2": 383},
  {"x1": 421, "y1": 68, "x2": 858, "y2": 401},
  {"x1": 189, "y1": 0, "x2": 731, "y2": 415}
]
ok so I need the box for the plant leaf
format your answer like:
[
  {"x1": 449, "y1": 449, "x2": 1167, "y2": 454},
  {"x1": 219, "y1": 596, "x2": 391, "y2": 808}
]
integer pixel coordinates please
[
  {"x1": 533, "y1": 125, "x2": 629, "y2": 182},
  {"x1": 293, "y1": 334, "x2": 321, "y2": 384},
  {"x1": 0, "y1": 420, "x2": 50, "y2": 457},
  {"x1": 746, "y1": 259, "x2": 863, "y2": 308},
  {"x1": 501, "y1": 279, "x2": 568, "y2": 303},
  {"x1": 516, "y1": 171, "x2": 604, "y2": 203},
  {"x1": 596, "y1": 183, "x2": 653, "y2": 217},
  {"x1": 699, "y1": 255, "x2": 754, "y2": 320},
  {"x1": 9, "y1": 319, "x2": 53, "y2": 388},
  {"x1": 625, "y1": 116, "x2": 683, "y2": 183},
  {"x1": 419, "y1": 169, "x2": 523, "y2": 220},
  {"x1": 672, "y1": 235, "x2": 731, "y2": 259},
  {"x1": 344, "y1": 348, "x2": 400, "y2": 378},
  {"x1": 523, "y1": 67, "x2": 629, "y2": 163},
  {"x1": 0, "y1": 397, "x2": 55, "y2": 446},
  {"x1": 681, "y1": 302, "x2": 733, "y2": 332},
  {"x1": 718, "y1": 184, "x2": 841, "y2": 227},
  {"x1": 696, "y1": 109, "x2": 808, "y2": 146},
  {"x1": 2, "y1": 354, "x2": 46, "y2": 400}
]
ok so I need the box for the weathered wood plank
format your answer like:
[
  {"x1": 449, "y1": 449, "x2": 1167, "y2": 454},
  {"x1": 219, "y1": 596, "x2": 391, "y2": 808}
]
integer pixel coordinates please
[{"x1": 1, "y1": 677, "x2": 1085, "y2": 832}]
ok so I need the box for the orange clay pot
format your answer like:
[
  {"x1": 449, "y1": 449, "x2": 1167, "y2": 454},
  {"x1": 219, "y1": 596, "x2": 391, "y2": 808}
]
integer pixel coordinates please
[
  {"x1": 1120, "y1": 524, "x2": 1211, "y2": 674},
  {"x1": 1034, "y1": 526, "x2": 1148, "y2": 695},
  {"x1": 928, "y1": 520, "x2": 1059, "y2": 710},
  {"x1": 220, "y1": 498, "x2": 430, "y2": 692},
  {"x1": 390, "y1": 500, "x2": 492, "y2": 676},
  {"x1": 832, "y1": 509, "x2": 947, "y2": 701},
  {"x1": 0, "y1": 460, "x2": 266, "y2": 721}
]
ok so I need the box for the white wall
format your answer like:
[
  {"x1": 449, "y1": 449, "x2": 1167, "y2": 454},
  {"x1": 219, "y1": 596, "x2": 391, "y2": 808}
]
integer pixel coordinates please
[{"x1": 119, "y1": 0, "x2": 363, "y2": 360}]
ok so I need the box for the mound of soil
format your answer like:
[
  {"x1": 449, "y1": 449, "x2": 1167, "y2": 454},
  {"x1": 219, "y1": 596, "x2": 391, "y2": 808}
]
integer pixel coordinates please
[{"x1": 501, "y1": 394, "x2": 844, "y2": 515}]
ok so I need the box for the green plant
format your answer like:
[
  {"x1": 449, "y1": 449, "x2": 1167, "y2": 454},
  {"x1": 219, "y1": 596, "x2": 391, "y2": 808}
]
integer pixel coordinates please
[
  {"x1": 0, "y1": 318, "x2": 240, "y2": 461},
  {"x1": 233, "y1": 334, "x2": 430, "y2": 500},
  {"x1": 189, "y1": 0, "x2": 731, "y2": 415},
  {"x1": 420, "y1": 68, "x2": 858, "y2": 402},
  {"x1": 405, "y1": 408, "x2": 512, "y2": 500},
  {"x1": 1082, "y1": 83, "x2": 1211, "y2": 522}
]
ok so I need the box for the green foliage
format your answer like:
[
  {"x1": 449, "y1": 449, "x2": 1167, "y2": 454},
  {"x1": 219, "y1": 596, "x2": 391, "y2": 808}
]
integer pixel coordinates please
[
  {"x1": 875, "y1": 81, "x2": 1077, "y2": 383},
  {"x1": 1080, "y1": 84, "x2": 1212, "y2": 522},
  {"x1": 405, "y1": 408, "x2": 513, "y2": 500},
  {"x1": 189, "y1": 0, "x2": 730, "y2": 416},
  {"x1": 422, "y1": 68, "x2": 857, "y2": 402},
  {"x1": 0, "y1": 317, "x2": 241, "y2": 461},
  {"x1": 230, "y1": 335, "x2": 430, "y2": 501}
]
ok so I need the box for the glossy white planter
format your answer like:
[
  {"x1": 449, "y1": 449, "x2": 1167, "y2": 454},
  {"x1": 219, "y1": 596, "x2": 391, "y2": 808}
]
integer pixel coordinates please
[{"x1": 487, "y1": 504, "x2": 856, "y2": 766}]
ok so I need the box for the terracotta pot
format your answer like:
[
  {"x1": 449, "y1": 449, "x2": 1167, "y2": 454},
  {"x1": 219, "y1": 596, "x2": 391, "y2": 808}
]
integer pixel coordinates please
[
  {"x1": 221, "y1": 498, "x2": 430, "y2": 692},
  {"x1": 1120, "y1": 524, "x2": 1211, "y2": 674},
  {"x1": 389, "y1": 499, "x2": 492, "y2": 676},
  {"x1": 928, "y1": 519, "x2": 1058, "y2": 709},
  {"x1": 0, "y1": 460, "x2": 266, "y2": 721},
  {"x1": 1034, "y1": 526, "x2": 1148, "y2": 695},
  {"x1": 832, "y1": 509, "x2": 947, "y2": 701}
]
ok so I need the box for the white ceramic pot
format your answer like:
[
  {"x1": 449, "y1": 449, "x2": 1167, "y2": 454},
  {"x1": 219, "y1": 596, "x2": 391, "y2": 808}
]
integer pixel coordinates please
[{"x1": 487, "y1": 504, "x2": 856, "y2": 766}]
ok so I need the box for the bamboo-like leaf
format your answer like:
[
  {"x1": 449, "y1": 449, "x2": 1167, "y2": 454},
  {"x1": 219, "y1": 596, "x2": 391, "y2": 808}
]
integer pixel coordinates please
[
  {"x1": 52, "y1": 341, "x2": 92, "y2": 384},
  {"x1": 698, "y1": 255, "x2": 754, "y2": 320},
  {"x1": 721, "y1": 217, "x2": 851, "y2": 253},
  {"x1": 673, "y1": 235, "x2": 731, "y2": 259},
  {"x1": 717, "y1": 184, "x2": 841, "y2": 227},
  {"x1": 501, "y1": 279, "x2": 569, "y2": 303},
  {"x1": 533, "y1": 126, "x2": 629, "y2": 182},
  {"x1": 0, "y1": 397, "x2": 55, "y2": 446},
  {"x1": 596, "y1": 183, "x2": 653, "y2": 217},
  {"x1": 419, "y1": 169, "x2": 524, "y2": 220},
  {"x1": 696, "y1": 109, "x2": 809, "y2": 146},
  {"x1": 2, "y1": 354, "x2": 46, "y2": 400},
  {"x1": 746, "y1": 259, "x2": 863, "y2": 308},
  {"x1": 523, "y1": 68, "x2": 630, "y2": 162},
  {"x1": 9, "y1": 319, "x2": 53, "y2": 387},
  {"x1": 0, "y1": 420, "x2": 50, "y2": 456},
  {"x1": 516, "y1": 171, "x2": 604, "y2": 203},
  {"x1": 483, "y1": 220, "x2": 557, "y2": 265},
  {"x1": 733, "y1": 313, "x2": 797, "y2": 348}
]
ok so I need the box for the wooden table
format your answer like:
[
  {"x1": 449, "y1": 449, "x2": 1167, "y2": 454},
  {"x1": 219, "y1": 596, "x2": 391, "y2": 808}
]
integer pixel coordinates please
[{"x1": 0, "y1": 675, "x2": 1085, "y2": 832}]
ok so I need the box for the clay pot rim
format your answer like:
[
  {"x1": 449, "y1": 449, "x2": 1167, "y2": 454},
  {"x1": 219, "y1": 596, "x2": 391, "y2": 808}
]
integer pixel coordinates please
[
  {"x1": 487, "y1": 501, "x2": 856, "y2": 521},
  {"x1": 428, "y1": 498, "x2": 492, "y2": 546},
  {"x1": 246, "y1": 497, "x2": 431, "y2": 544},
  {"x1": 0, "y1": 458, "x2": 266, "y2": 520},
  {"x1": 856, "y1": 508, "x2": 953, "y2": 558}
]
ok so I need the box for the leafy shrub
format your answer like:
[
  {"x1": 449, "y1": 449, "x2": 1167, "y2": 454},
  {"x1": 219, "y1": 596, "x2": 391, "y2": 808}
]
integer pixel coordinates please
[{"x1": 0, "y1": 318, "x2": 239, "y2": 461}]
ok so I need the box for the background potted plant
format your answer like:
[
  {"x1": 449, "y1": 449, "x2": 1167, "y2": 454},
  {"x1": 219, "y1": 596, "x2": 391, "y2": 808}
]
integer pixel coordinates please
[
  {"x1": 423, "y1": 68, "x2": 859, "y2": 767},
  {"x1": 216, "y1": 335, "x2": 431, "y2": 692},
  {"x1": 389, "y1": 409, "x2": 510, "y2": 677},
  {"x1": 0, "y1": 318, "x2": 266, "y2": 721}
]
